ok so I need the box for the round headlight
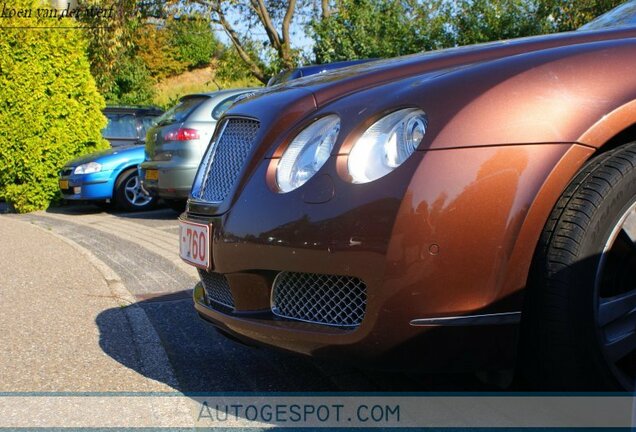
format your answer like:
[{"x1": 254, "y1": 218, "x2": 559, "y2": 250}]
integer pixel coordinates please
[
  {"x1": 348, "y1": 108, "x2": 427, "y2": 184},
  {"x1": 276, "y1": 115, "x2": 340, "y2": 193},
  {"x1": 74, "y1": 162, "x2": 102, "y2": 175}
]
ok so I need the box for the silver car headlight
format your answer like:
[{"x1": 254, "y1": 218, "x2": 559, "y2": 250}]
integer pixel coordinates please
[
  {"x1": 276, "y1": 115, "x2": 340, "y2": 192},
  {"x1": 74, "y1": 162, "x2": 102, "y2": 175},
  {"x1": 348, "y1": 108, "x2": 427, "y2": 184}
]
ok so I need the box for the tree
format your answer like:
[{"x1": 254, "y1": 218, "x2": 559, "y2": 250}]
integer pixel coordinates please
[
  {"x1": 0, "y1": 0, "x2": 108, "y2": 212},
  {"x1": 188, "y1": 0, "x2": 306, "y2": 83},
  {"x1": 82, "y1": 1, "x2": 220, "y2": 102},
  {"x1": 311, "y1": 0, "x2": 446, "y2": 63},
  {"x1": 445, "y1": 0, "x2": 544, "y2": 47},
  {"x1": 136, "y1": 23, "x2": 189, "y2": 80},
  {"x1": 310, "y1": 0, "x2": 625, "y2": 63},
  {"x1": 215, "y1": 42, "x2": 263, "y2": 83},
  {"x1": 536, "y1": 0, "x2": 624, "y2": 32},
  {"x1": 103, "y1": 57, "x2": 155, "y2": 105},
  {"x1": 136, "y1": 14, "x2": 219, "y2": 81},
  {"x1": 168, "y1": 15, "x2": 219, "y2": 68},
  {"x1": 445, "y1": 0, "x2": 623, "y2": 47},
  {"x1": 79, "y1": 0, "x2": 143, "y2": 95}
]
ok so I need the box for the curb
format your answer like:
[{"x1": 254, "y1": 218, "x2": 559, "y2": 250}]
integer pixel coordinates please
[{"x1": 18, "y1": 218, "x2": 180, "y2": 390}]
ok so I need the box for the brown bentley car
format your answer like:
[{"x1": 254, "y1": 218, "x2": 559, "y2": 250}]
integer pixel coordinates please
[{"x1": 179, "y1": 3, "x2": 636, "y2": 390}]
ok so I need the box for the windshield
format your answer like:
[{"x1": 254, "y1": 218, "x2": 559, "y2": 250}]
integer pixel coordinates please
[
  {"x1": 267, "y1": 69, "x2": 301, "y2": 86},
  {"x1": 212, "y1": 94, "x2": 246, "y2": 120},
  {"x1": 139, "y1": 115, "x2": 158, "y2": 135},
  {"x1": 579, "y1": 1, "x2": 636, "y2": 31},
  {"x1": 155, "y1": 96, "x2": 208, "y2": 126},
  {"x1": 102, "y1": 113, "x2": 137, "y2": 139}
]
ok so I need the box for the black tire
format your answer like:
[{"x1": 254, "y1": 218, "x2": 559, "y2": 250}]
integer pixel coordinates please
[
  {"x1": 114, "y1": 168, "x2": 156, "y2": 212},
  {"x1": 165, "y1": 199, "x2": 187, "y2": 213},
  {"x1": 520, "y1": 143, "x2": 636, "y2": 390}
]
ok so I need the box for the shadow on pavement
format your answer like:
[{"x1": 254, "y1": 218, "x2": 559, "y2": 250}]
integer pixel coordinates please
[
  {"x1": 0, "y1": 200, "x2": 15, "y2": 214},
  {"x1": 46, "y1": 202, "x2": 179, "y2": 220},
  {"x1": 95, "y1": 290, "x2": 490, "y2": 393},
  {"x1": 46, "y1": 203, "x2": 104, "y2": 215},
  {"x1": 113, "y1": 207, "x2": 180, "y2": 221},
  {"x1": 96, "y1": 252, "x2": 636, "y2": 393}
]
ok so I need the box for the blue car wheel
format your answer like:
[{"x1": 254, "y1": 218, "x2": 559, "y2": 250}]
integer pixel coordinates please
[{"x1": 114, "y1": 168, "x2": 155, "y2": 211}]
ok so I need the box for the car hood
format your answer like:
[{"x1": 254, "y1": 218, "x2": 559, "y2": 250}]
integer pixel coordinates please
[
  {"x1": 65, "y1": 145, "x2": 143, "y2": 168},
  {"x1": 232, "y1": 27, "x2": 636, "y2": 110}
]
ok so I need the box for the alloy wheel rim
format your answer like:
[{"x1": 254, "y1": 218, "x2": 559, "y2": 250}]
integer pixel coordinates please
[
  {"x1": 124, "y1": 175, "x2": 153, "y2": 207},
  {"x1": 595, "y1": 198, "x2": 636, "y2": 389}
]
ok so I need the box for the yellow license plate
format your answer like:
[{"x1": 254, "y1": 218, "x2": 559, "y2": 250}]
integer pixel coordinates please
[
  {"x1": 145, "y1": 169, "x2": 159, "y2": 181},
  {"x1": 59, "y1": 180, "x2": 69, "y2": 189}
]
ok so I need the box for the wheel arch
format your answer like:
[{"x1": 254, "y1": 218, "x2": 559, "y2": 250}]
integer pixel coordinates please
[
  {"x1": 496, "y1": 96, "x2": 636, "y2": 309},
  {"x1": 578, "y1": 99, "x2": 636, "y2": 151},
  {"x1": 112, "y1": 165, "x2": 140, "y2": 196},
  {"x1": 499, "y1": 146, "x2": 585, "y2": 285}
]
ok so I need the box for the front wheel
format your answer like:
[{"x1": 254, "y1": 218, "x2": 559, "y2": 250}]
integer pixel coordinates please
[
  {"x1": 114, "y1": 169, "x2": 156, "y2": 212},
  {"x1": 521, "y1": 143, "x2": 636, "y2": 390}
]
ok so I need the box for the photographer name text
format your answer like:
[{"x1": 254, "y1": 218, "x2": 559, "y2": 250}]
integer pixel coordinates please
[{"x1": 0, "y1": 3, "x2": 115, "y2": 20}]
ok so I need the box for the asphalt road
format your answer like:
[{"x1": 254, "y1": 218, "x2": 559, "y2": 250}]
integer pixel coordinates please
[{"x1": 13, "y1": 203, "x2": 491, "y2": 393}]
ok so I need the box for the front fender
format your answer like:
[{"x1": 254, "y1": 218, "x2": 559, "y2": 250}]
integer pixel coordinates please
[{"x1": 386, "y1": 143, "x2": 594, "y2": 317}]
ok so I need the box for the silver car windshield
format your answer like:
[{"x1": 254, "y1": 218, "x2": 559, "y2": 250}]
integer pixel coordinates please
[{"x1": 155, "y1": 96, "x2": 208, "y2": 126}]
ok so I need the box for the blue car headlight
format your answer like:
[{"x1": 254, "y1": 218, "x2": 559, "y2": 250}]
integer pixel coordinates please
[{"x1": 74, "y1": 162, "x2": 102, "y2": 175}]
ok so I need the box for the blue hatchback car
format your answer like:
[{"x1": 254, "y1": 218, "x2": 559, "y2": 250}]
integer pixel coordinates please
[{"x1": 59, "y1": 106, "x2": 163, "y2": 211}]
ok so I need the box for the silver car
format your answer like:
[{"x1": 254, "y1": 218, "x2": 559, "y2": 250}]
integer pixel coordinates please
[{"x1": 140, "y1": 89, "x2": 255, "y2": 210}]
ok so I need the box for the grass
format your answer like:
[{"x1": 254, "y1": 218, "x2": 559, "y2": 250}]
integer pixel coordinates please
[{"x1": 152, "y1": 66, "x2": 262, "y2": 109}]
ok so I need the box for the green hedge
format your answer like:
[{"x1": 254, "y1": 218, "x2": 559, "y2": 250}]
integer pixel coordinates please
[
  {"x1": 168, "y1": 15, "x2": 218, "y2": 69},
  {"x1": 0, "y1": 0, "x2": 108, "y2": 213}
]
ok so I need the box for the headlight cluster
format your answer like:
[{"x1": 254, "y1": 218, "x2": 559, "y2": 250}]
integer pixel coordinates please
[
  {"x1": 348, "y1": 108, "x2": 427, "y2": 184},
  {"x1": 74, "y1": 162, "x2": 102, "y2": 174},
  {"x1": 274, "y1": 108, "x2": 426, "y2": 192},
  {"x1": 276, "y1": 115, "x2": 340, "y2": 193}
]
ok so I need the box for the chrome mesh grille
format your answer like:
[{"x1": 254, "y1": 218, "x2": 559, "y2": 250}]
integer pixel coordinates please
[
  {"x1": 271, "y1": 272, "x2": 367, "y2": 327},
  {"x1": 195, "y1": 118, "x2": 260, "y2": 203},
  {"x1": 198, "y1": 269, "x2": 234, "y2": 309}
]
